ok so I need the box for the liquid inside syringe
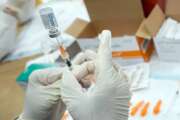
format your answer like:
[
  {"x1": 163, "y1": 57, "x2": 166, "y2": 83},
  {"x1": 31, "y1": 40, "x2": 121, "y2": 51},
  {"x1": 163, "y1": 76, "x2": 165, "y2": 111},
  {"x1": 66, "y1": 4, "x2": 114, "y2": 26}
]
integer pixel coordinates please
[{"x1": 56, "y1": 37, "x2": 72, "y2": 68}]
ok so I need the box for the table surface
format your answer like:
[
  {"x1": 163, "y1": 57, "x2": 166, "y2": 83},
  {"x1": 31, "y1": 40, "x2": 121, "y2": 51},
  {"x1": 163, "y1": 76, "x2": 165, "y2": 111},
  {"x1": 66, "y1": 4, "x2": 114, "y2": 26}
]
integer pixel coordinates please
[{"x1": 0, "y1": 55, "x2": 38, "y2": 120}]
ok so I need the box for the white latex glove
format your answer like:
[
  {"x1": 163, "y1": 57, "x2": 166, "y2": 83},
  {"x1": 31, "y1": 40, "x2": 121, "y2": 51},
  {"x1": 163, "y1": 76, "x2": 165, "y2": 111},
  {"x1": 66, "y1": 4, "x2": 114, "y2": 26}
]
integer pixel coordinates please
[
  {"x1": 18, "y1": 68, "x2": 66, "y2": 120},
  {"x1": 4, "y1": 0, "x2": 35, "y2": 24},
  {"x1": 18, "y1": 50, "x2": 96, "y2": 120},
  {"x1": 0, "y1": 10, "x2": 17, "y2": 60},
  {"x1": 72, "y1": 49, "x2": 96, "y2": 65},
  {"x1": 71, "y1": 50, "x2": 97, "y2": 88},
  {"x1": 61, "y1": 30, "x2": 131, "y2": 120}
]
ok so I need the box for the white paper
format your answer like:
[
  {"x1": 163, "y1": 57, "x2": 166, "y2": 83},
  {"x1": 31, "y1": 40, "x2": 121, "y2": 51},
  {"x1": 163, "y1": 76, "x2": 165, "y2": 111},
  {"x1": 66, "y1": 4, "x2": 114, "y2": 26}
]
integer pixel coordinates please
[
  {"x1": 165, "y1": 19, "x2": 177, "y2": 39},
  {"x1": 174, "y1": 24, "x2": 180, "y2": 39},
  {"x1": 112, "y1": 36, "x2": 139, "y2": 51},
  {"x1": 78, "y1": 38, "x2": 99, "y2": 51},
  {"x1": 150, "y1": 61, "x2": 180, "y2": 80},
  {"x1": 78, "y1": 36, "x2": 139, "y2": 51},
  {"x1": 113, "y1": 57, "x2": 144, "y2": 66},
  {"x1": 122, "y1": 63, "x2": 150, "y2": 91},
  {"x1": 154, "y1": 17, "x2": 180, "y2": 62}
]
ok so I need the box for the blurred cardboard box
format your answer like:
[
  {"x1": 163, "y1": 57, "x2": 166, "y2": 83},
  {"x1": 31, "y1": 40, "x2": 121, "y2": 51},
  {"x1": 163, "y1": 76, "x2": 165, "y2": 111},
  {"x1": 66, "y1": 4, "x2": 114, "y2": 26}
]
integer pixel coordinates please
[
  {"x1": 66, "y1": 0, "x2": 156, "y2": 61},
  {"x1": 141, "y1": 0, "x2": 166, "y2": 17},
  {"x1": 137, "y1": 0, "x2": 180, "y2": 62}
]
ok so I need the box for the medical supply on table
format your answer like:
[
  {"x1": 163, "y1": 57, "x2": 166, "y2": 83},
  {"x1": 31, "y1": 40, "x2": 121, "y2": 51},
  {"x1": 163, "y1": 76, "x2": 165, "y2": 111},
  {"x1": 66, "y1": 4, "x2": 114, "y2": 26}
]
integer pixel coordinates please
[
  {"x1": 164, "y1": 89, "x2": 180, "y2": 116},
  {"x1": 140, "y1": 102, "x2": 150, "y2": 117},
  {"x1": 175, "y1": 82, "x2": 180, "y2": 115},
  {"x1": 129, "y1": 80, "x2": 179, "y2": 120},
  {"x1": 130, "y1": 100, "x2": 144, "y2": 116},
  {"x1": 122, "y1": 63, "x2": 150, "y2": 91},
  {"x1": 153, "y1": 99, "x2": 162, "y2": 115},
  {"x1": 39, "y1": 7, "x2": 72, "y2": 69},
  {"x1": 154, "y1": 17, "x2": 180, "y2": 62},
  {"x1": 159, "y1": 88, "x2": 180, "y2": 120},
  {"x1": 141, "y1": 102, "x2": 150, "y2": 117},
  {"x1": 130, "y1": 99, "x2": 163, "y2": 117}
]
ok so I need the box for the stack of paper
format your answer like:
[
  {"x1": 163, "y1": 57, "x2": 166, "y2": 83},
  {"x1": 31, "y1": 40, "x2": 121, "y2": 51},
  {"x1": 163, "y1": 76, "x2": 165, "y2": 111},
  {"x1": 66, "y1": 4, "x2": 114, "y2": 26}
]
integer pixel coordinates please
[
  {"x1": 156, "y1": 18, "x2": 179, "y2": 40},
  {"x1": 154, "y1": 18, "x2": 180, "y2": 62}
]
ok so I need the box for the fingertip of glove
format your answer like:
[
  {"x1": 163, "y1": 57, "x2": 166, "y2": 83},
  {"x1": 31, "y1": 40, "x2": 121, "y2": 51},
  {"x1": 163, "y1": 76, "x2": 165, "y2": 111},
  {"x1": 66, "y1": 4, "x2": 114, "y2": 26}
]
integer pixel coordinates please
[
  {"x1": 99, "y1": 30, "x2": 112, "y2": 47},
  {"x1": 97, "y1": 30, "x2": 112, "y2": 68}
]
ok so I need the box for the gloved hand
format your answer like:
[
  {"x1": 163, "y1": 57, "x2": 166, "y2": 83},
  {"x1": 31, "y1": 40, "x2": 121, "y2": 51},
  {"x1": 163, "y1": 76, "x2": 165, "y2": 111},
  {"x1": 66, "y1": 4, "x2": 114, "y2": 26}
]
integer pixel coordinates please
[
  {"x1": 61, "y1": 30, "x2": 131, "y2": 120},
  {"x1": 18, "y1": 67, "x2": 66, "y2": 120},
  {"x1": 4, "y1": 0, "x2": 35, "y2": 24},
  {"x1": 17, "y1": 50, "x2": 96, "y2": 120}
]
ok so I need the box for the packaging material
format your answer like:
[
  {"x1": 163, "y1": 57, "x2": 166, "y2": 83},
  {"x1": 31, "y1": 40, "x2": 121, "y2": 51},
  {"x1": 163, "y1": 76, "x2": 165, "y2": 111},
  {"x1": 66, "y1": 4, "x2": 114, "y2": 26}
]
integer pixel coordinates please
[
  {"x1": 78, "y1": 36, "x2": 141, "y2": 58},
  {"x1": 65, "y1": 0, "x2": 156, "y2": 61},
  {"x1": 155, "y1": 18, "x2": 180, "y2": 62},
  {"x1": 137, "y1": 0, "x2": 180, "y2": 62},
  {"x1": 141, "y1": 0, "x2": 166, "y2": 17},
  {"x1": 122, "y1": 63, "x2": 150, "y2": 91},
  {"x1": 113, "y1": 57, "x2": 144, "y2": 66},
  {"x1": 150, "y1": 61, "x2": 180, "y2": 80}
]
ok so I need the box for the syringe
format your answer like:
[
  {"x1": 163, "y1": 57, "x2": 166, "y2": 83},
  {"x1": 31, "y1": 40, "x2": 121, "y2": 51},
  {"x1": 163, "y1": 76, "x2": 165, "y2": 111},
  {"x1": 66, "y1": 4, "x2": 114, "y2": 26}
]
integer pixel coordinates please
[
  {"x1": 56, "y1": 36, "x2": 72, "y2": 68},
  {"x1": 39, "y1": 7, "x2": 72, "y2": 69}
]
